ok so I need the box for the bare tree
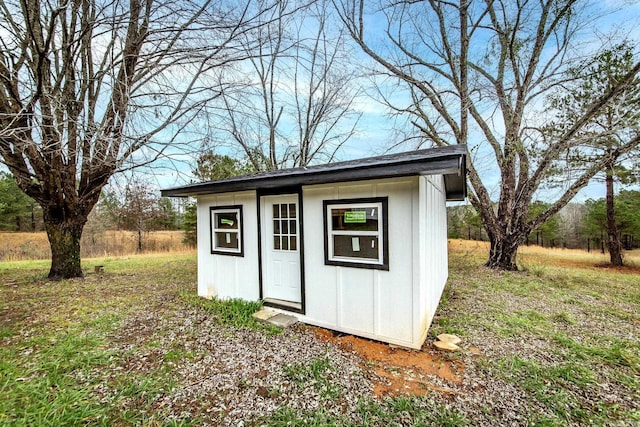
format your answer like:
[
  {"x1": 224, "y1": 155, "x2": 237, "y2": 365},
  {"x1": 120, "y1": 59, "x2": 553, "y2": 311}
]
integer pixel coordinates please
[
  {"x1": 0, "y1": 0, "x2": 280, "y2": 278},
  {"x1": 336, "y1": 0, "x2": 640, "y2": 270},
  {"x1": 117, "y1": 180, "x2": 160, "y2": 252},
  {"x1": 215, "y1": 0, "x2": 361, "y2": 170}
]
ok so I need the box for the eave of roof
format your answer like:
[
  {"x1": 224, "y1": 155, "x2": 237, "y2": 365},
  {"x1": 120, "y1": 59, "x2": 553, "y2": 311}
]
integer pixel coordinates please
[{"x1": 161, "y1": 144, "x2": 467, "y2": 201}]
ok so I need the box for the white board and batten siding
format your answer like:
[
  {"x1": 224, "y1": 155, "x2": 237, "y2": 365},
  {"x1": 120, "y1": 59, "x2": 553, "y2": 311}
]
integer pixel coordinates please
[
  {"x1": 195, "y1": 175, "x2": 449, "y2": 349},
  {"x1": 297, "y1": 175, "x2": 448, "y2": 349},
  {"x1": 196, "y1": 191, "x2": 260, "y2": 301},
  {"x1": 416, "y1": 175, "x2": 449, "y2": 347}
]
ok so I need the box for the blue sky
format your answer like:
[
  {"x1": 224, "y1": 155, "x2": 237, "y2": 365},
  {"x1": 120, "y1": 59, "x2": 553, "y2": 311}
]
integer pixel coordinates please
[{"x1": 134, "y1": 0, "x2": 640, "y2": 201}]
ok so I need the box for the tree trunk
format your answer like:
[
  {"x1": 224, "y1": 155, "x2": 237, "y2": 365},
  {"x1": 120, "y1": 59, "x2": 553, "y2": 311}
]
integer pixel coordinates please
[
  {"x1": 44, "y1": 212, "x2": 86, "y2": 279},
  {"x1": 486, "y1": 235, "x2": 520, "y2": 271},
  {"x1": 605, "y1": 166, "x2": 624, "y2": 266}
]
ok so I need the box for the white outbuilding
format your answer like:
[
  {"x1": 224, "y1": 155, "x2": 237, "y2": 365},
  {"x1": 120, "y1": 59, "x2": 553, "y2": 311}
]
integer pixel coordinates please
[{"x1": 162, "y1": 145, "x2": 467, "y2": 349}]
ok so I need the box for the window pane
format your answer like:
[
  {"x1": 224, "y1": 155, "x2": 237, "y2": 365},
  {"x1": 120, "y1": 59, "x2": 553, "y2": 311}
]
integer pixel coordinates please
[
  {"x1": 281, "y1": 236, "x2": 289, "y2": 250},
  {"x1": 274, "y1": 220, "x2": 280, "y2": 235},
  {"x1": 290, "y1": 236, "x2": 297, "y2": 251},
  {"x1": 216, "y1": 212, "x2": 238, "y2": 230},
  {"x1": 333, "y1": 235, "x2": 379, "y2": 260},
  {"x1": 331, "y1": 207, "x2": 378, "y2": 231},
  {"x1": 273, "y1": 236, "x2": 280, "y2": 250},
  {"x1": 282, "y1": 220, "x2": 289, "y2": 235},
  {"x1": 215, "y1": 231, "x2": 239, "y2": 249},
  {"x1": 289, "y1": 203, "x2": 296, "y2": 218},
  {"x1": 289, "y1": 220, "x2": 296, "y2": 236},
  {"x1": 281, "y1": 204, "x2": 288, "y2": 219},
  {"x1": 273, "y1": 204, "x2": 280, "y2": 218}
]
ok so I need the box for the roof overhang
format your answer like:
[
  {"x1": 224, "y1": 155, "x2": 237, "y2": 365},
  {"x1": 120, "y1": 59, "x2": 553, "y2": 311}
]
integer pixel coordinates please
[{"x1": 161, "y1": 145, "x2": 467, "y2": 201}]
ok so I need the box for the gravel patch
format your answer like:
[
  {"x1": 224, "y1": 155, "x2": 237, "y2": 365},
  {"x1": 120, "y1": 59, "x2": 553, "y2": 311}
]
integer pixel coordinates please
[
  {"x1": 110, "y1": 305, "x2": 379, "y2": 425},
  {"x1": 99, "y1": 269, "x2": 638, "y2": 426}
]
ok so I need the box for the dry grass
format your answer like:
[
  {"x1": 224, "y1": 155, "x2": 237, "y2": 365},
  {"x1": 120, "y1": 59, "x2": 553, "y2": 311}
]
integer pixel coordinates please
[
  {"x1": 448, "y1": 238, "x2": 640, "y2": 271},
  {"x1": 0, "y1": 230, "x2": 193, "y2": 261}
]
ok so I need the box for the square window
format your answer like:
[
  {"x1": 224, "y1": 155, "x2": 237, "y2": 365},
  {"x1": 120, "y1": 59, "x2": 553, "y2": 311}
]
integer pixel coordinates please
[
  {"x1": 210, "y1": 206, "x2": 243, "y2": 256},
  {"x1": 323, "y1": 198, "x2": 388, "y2": 270}
]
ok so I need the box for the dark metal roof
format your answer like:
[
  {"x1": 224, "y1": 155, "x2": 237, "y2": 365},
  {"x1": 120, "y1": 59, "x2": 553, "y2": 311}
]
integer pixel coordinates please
[{"x1": 161, "y1": 144, "x2": 467, "y2": 201}]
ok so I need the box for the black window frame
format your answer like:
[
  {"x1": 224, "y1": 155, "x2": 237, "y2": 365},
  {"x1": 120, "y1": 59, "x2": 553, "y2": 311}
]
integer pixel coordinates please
[
  {"x1": 323, "y1": 197, "x2": 389, "y2": 270},
  {"x1": 210, "y1": 205, "x2": 244, "y2": 256}
]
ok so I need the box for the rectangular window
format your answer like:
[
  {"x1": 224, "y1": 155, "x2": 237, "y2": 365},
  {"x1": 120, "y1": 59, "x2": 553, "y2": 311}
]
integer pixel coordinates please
[
  {"x1": 323, "y1": 198, "x2": 388, "y2": 270},
  {"x1": 210, "y1": 205, "x2": 243, "y2": 256},
  {"x1": 272, "y1": 202, "x2": 298, "y2": 252}
]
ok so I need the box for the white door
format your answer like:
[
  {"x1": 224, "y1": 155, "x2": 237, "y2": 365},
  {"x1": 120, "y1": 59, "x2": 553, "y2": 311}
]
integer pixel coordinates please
[{"x1": 261, "y1": 194, "x2": 302, "y2": 304}]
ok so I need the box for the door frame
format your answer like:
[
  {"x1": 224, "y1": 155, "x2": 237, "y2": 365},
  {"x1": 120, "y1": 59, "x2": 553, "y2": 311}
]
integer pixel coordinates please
[{"x1": 257, "y1": 186, "x2": 305, "y2": 314}]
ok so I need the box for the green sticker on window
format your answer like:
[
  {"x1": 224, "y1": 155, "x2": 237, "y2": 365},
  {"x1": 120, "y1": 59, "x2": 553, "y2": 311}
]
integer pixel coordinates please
[
  {"x1": 221, "y1": 218, "x2": 235, "y2": 226},
  {"x1": 344, "y1": 211, "x2": 366, "y2": 223}
]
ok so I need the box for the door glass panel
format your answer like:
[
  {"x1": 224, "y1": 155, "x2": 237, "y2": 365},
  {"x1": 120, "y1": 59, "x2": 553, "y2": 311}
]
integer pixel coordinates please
[{"x1": 271, "y1": 202, "x2": 297, "y2": 251}]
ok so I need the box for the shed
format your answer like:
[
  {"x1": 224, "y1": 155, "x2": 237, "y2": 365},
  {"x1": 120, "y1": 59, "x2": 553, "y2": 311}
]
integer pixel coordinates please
[{"x1": 162, "y1": 145, "x2": 467, "y2": 349}]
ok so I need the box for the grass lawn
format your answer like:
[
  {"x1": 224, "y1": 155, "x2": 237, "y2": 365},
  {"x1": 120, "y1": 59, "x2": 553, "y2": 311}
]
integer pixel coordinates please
[{"x1": 0, "y1": 243, "x2": 638, "y2": 425}]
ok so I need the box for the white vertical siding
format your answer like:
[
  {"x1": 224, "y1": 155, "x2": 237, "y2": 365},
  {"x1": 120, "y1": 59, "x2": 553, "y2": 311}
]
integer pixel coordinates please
[
  {"x1": 196, "y1": 191, "x2": 259, "y2": 301},
  {"x1": 415, "y1": 175, "x2": 448, "y2": 345},
  {"x1": 193, "y1": 175, "x2": 451, "y2": 349},
  {"x1": 300, "y1": 177, "x2": 417, "y2": 348}
]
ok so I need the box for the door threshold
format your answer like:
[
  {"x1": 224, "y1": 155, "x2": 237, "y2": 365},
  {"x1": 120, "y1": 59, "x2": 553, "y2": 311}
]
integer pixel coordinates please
[{"x1": 263, "y1": 298, "x2": 303, "y2": 313}]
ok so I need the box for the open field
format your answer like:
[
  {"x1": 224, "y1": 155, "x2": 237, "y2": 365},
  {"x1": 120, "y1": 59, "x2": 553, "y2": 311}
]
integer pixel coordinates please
[
  {"x1": 0, "y1": 230, "x2": 192, "y2": 261},
  {"x1": 450, "y1": 239, "x2": 640, "y2": 272},
  {"x1": 0, "y1": 242, "x2": 638, "y2": 425}
]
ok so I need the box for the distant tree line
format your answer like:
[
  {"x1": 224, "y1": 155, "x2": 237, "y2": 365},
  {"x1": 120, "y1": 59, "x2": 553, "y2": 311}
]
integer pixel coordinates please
[
  {"x1": 0, "y1": 172, "x2": 43, "y2": 232},
  {"x1": 448, "y1": 190, "x2": 640, "y2": 252},
  {"x1": 1, "y1": 172, "x2": 185, "y2": 252}
]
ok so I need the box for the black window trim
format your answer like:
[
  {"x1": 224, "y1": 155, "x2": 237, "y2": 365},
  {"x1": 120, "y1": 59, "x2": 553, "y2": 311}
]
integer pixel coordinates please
[
  {"x1": 323, "y1": 197, "x2": 389, "y2": 270},
  {"x1": 210, "y1": 205, "x2": 244, "y2": 257}
]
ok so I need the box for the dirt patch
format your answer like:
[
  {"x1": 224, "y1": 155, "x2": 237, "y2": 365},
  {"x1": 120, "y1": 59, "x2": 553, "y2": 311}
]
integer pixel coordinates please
[{"x1": 313, "y1": 327, "x2": 464, "y2": 398}]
